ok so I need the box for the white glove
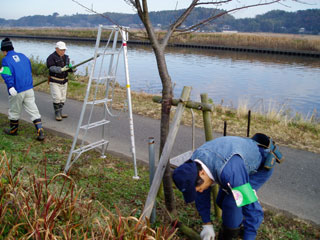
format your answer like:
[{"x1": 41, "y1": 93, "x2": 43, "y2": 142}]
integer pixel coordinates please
[
  {"x1": 9, "y1": 87, "x2": 17, "y2": 96},
  {"x1": 200, "y1": 224, "x2": 215, "y2": 240},
  {"x1": 61, "y1": 66, "x2": 69, "y2": 72}
]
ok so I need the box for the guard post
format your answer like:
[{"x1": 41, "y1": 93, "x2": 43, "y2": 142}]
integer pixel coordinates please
[
  {"x1": 201, "y1": 93, "x2": 222, "y2": 219},
  {"x1": 152, "y1": 93, "x2": 221, "y2": 219}
]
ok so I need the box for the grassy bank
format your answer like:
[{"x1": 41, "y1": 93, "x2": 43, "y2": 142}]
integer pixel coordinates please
[
  {"x1": 32, "y1": 71, "x2": 320, "y2": 154},
  {"x1": 0, "y1": 53, "x2": 319, "y2": 154},
  {"x1": 0, "y1": 27, "x2": 320, "y2": 52},
  {"x1": 0, "y1": 113, "x2": 319, "y2": 239},
  {"x1": 0, "y1": 115, "x2": 177, "y2": 239}
]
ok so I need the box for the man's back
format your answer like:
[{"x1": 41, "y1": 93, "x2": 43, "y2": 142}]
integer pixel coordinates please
[{"x1": 2, "y1": 50, "x2": 33, "y2": 93}]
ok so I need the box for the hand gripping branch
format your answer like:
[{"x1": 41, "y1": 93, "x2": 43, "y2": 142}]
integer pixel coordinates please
[{"x1": 33, "y1": 54, "x2": 100, "y2": 88}]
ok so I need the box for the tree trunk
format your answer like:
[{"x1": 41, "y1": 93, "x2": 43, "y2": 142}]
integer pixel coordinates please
[{"x1": 153, "y1": 47, "x2": 177, "y2": 214}]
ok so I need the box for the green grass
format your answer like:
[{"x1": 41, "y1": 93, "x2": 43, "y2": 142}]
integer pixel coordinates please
[
  {"x1": 0, "y1": 114, "x2": 178, "y2": 239},
  {"x1": 28, "y1": 56, "x2": 320, "y2": 154},
  {"x1": 0, "y1": 113, "x2": 319, "y2": 239},
  {"x1": 1, "y1": 46, "x2": 320, "y2": 238},
  {"x1": 36, "y1": 69, "x2": 320, "y2": 154}
]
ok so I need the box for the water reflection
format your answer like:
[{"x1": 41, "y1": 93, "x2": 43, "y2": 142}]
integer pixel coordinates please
[
  {"x1": 7, "y1": 38, "x2": 320, "y2": 117},
  {"x1": 163, "y1": 45, "x2": 320, "y2": 68}
]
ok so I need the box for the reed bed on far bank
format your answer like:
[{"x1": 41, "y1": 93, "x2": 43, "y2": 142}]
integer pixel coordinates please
[
  {"x1": 0, "y1": 27, "x2": 100, "y2": 39},
  {"x1": 169, "y1": 32, "x2": 320, "y2": 52},
  {"x1": 1, "y1": 27, "x2": 320, "y2": 52}
]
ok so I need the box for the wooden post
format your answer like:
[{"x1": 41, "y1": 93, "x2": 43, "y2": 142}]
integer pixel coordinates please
[
  {"x1": 141, "y1": 86, "x2": 192, "y2": 221},
  {"x1": 153, "y1": 96, "x2": 213, "y2": 112},
  {"x1": 201, "y1": 94, "x2": 213, "y2": 141},
  {"x1": 247, "y1": 110, "x2": 251, "y2": 137},
  {"x1": 200, "y1": 93, "x2": 222, "y2": 219},
  {"x1": 148, "y1": 137, "x2": 156, "y2": 223}
]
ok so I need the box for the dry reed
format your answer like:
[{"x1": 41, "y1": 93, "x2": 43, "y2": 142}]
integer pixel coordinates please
[{"x1": 1, "y1": 28, "x2": 319, "y2": 52}]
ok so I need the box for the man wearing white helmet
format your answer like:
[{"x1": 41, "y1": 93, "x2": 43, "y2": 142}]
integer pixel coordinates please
[{"x1": 46, "y1": 41, "x2": 74, "y2": 121}]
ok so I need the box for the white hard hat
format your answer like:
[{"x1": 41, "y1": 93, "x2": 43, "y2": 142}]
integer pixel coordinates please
[{"x1": 55, "y1": 41, "x2": 67, "y2": 50}]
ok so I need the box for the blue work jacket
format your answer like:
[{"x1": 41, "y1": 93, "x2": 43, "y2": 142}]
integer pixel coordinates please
[
  {"x1": 1, "y1": 50, "x2": 34, "y2": 94},
  {"x1": 190, "y1": 136, "x2": 273, "y2": 240}
]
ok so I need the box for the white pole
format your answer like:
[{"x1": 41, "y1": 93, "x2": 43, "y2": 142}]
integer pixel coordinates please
[{"x1": 121, "y1": 28, "x2": 139, "y2": 179}]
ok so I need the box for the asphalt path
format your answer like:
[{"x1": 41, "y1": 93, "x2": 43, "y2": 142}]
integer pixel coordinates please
[{"x1": 0, "y1": 83, "x2": 319, "y2": 226}]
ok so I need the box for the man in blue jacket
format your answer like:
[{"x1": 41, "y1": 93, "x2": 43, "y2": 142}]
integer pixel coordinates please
[
  {"x1": 173, "y1": 134, "x2": 283, "y2": 240},
  {"x1": 0, "y1": 38, "x2": 44, "y2": 141}
]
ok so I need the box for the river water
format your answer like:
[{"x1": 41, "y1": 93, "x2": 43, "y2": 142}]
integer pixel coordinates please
[{"x1": 9, "y1": 38, "x2": 320, "y2": 118}]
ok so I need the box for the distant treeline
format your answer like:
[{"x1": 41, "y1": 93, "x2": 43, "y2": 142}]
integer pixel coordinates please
[{"x1": 0, "y1": 7, "x2": 319, "y2": 35}]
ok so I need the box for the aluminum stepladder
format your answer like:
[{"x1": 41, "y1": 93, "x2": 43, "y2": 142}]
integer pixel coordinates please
[{"x1": 64, "y1": 25, "x2": 139, "y2": 179}]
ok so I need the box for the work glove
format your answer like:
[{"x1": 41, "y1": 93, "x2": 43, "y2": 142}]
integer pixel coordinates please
[
  {"x1": 67, "y1": 68, "x2": 76, "y2": 73},
  {"x1": 9, "y1": 87, "x2": 17, "y2": 96},
  {"x1": 61, "y1": 66, "x2": 69, "y2": 72},
  {"x1": 200, "y1": 224, "x2": 215, "y2": 240}
]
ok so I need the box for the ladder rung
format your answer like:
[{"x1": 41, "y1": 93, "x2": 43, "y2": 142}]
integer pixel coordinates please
[
  {"x1": 72, "y1": 139, "x2": 109, "y2": 155},
  {"x1": 92, "y1": 76, "x2": 116, "y2": 84},
  {"x1": 87, "y1": 98, "x2": 112, "y2": 105},
  {"x1": 93, "y1": 76, "x2": 116, "y2": 81},
  {"x1": 98, "y1": 51, "x2": 119, "y2": 55},
  {"x1": 80, "y1": 120, "x2": 110, "y2": 129}
]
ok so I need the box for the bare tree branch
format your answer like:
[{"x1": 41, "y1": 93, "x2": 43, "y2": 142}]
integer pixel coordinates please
[
  {"x1": 160, "y1": 0, "x2": 198, "y2": 47},
  {"x1": 176, "y1": 0, "x2": 282, "y2": 32},
  {"x1": 128, "y1": 0, "x2": 162, "y2": 50},
  {"x1": 71, "y1": 0, "x2": 120, "y2": 27},
  {"x1": 124, "y1": 0, "x2": 137, "y2": 9},
  {"x1": 196, "y1": 0, "x2": 233, "y2": 5},
  {"x1": 156, "y1": 0, "x2": 287, "y2": 46}
]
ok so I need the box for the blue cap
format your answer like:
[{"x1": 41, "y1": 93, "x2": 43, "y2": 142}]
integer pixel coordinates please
[{"x1": 172, "y1": 160, "x2": 198, "y2": 203}]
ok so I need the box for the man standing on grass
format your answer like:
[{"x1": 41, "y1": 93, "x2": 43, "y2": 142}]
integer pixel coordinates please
[
  {"x1": 173, "y1": 133, "x2": 283, "y2": 240},
  {"x1": 0, "y1": 38, "x2": 45, "y2": 141},
  {"x1": 46, "y1": 41, "x2": 74, "y2": 121}
]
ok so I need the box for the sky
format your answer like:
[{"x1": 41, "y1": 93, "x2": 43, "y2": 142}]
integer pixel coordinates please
[{"x1": 1, "y1": 0, "x2": 320, "y2": 20}]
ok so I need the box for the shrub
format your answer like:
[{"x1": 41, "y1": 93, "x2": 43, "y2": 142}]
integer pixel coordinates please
[{"x1": 0, "y1": 151, "x2": 177, "y2": 239}]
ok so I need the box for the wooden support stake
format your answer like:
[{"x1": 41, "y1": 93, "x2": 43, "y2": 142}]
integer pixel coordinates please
[
  {"x1": 141, "y1": 86, "x2": 192, "y2": 221},
  {"x1": 201, "y1": 94, "x2": 213, "y2": 141},
  {"x1": 201, "y1": 93, "x2": 222, "y2": 219},
  {"x1": 152, "y1": 96, "x2": 213, "y2": 112},
  {"x1": 247, "y1": 110, "x2": 251, "y2": 137}
]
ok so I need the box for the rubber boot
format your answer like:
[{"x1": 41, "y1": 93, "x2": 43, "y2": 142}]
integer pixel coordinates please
[
  {"x1": 3, "y1": 119, "x2": 19, "y2": 136},
  {"x1": 217, "y1": 225, "x2": 241, "y2": 240},
  {"x1": 53, "y1": 103, "x2": 62, "y2": 121},
  {"x1": 59, "y1": 102, "x2": 68, "y2": 118},
  {"x1": 33, "y1": 118, "x2": 45, "y2": 141}
]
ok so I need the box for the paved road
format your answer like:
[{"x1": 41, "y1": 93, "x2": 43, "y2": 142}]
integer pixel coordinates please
[{"x1": 0, "y1": 83, "x2": 319, "y2": 226}]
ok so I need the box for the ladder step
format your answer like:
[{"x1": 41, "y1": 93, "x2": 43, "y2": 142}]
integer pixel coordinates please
[
  {"x1": 93, "y1": 76, "x2": 116, "y2": 81},
  {"x1": 80, "y1": 119, "x2": 110, "y2": 129},
  {"x1": 98, "y1": 51, "x2": 120, "y2": 55},
  {"x1": 87, "y1": 98, "x2": 112, "y2": 105},
  {"x1": 72, "y1": 139, "x2": 109, "y2": 155}
]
